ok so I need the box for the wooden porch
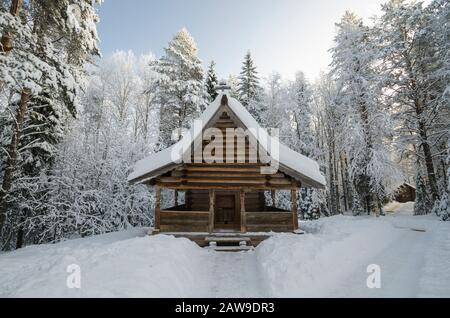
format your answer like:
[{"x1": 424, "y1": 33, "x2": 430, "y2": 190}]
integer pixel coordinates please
[{"x1": 152, "y1": 187, "x2": 300, "y2": 248}]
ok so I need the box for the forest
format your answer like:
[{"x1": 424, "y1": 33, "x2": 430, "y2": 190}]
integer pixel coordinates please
[{"x1": 0, "y1": 0, "x2": 449, "y2": 251}]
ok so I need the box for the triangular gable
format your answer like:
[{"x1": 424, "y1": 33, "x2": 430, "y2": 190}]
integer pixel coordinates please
[{"x1": 128, "y1": 94, "x2": 326, "y2": 188}]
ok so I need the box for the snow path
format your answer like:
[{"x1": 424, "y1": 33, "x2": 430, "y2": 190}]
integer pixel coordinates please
[
  {"x1": 332, "y1": 223, "x2": 429, "y2": 297},
  {"x1": 207, "y1": 251, "x2": 265, "y2": 298}
]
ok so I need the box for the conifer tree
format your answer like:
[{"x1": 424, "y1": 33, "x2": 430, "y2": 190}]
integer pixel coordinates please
[
  {"x1": 237, "y1": 51, "x2": 264, "y2": 122},
  {"x1": 205, "y1": 61, "x2": 218, "y2": 102},
  {"x1": 152, "y1": 28, "x2": 207, "y2": 148}
]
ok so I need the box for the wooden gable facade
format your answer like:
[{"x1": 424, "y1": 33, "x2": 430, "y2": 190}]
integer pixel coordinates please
[{"x1": 128, "y1": 93, "x2": 325, "y2": 247}]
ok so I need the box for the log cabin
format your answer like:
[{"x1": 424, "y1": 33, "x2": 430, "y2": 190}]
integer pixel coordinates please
[
  {"x1": 394, "y1": 183, "x2": 416, "y2": 203},
  {"x1": 128, "y1": 87, "x2": 326, "y2": 249}
]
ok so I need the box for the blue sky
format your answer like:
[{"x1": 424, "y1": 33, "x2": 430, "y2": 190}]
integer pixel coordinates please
[{"x1": 97, "y1": 0, "x2": 386, "y2": 81}]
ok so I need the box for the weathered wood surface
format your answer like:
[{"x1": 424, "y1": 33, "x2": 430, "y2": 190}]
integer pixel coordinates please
[
  {"x1": 291, "y1": 189, "x2": 299, "y2": 231},
  {"x1": 240, "y1": 191, "x2": 246, "y2": 233},
  {"x1": 245, "y1": 212, "x2": 293, "y2": 232},
  {"x1": 159, "y1": 210, "x2": 209, "y2": 232},
  {"x1": 154, "y1": 186, "x2": 161, "y2": 232},
  {"x1": 152, "y1": 109, "x2": 299, "y2": 190}
]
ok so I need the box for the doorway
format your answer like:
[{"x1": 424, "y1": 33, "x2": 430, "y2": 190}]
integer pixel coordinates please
[{"x1": 214, "y1": 192, "x2": 240, "y2": 231}]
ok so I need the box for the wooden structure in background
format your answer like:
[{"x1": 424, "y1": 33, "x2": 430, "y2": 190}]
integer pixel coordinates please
[{"x1": 394, "y1": 183, "x2": 416, "y2": 203}]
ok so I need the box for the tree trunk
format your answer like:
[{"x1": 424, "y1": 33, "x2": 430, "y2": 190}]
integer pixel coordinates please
[
  {"x1": 340, "y1": 152, "x2": 349, "y2": 211},
  {"x1": 0, "y1": 0, "x2": 27, "y2": 235},
  {"x1": 0, "y1": 0, "x2": 23, "y2": 54},
  {"x1": 0, "y1": 88, "x2": 31, "y2": 234},
  {"x1": 418, "y1": 121, "x2": 439, "y2": 201},
  {"x1": 0, "y1": 0, "x2": 24, "y2": 93}
]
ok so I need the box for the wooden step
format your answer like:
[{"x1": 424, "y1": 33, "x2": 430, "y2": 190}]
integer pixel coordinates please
[
  {"x1": 206, "y1": 246, "x2": 254, "y2": 252},
  {"x1": 205, "y1": 236, "x2": 251, "y2": 243}
]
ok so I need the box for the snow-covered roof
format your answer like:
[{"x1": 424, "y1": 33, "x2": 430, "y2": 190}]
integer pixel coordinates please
[{"x1": 128, "y1": 94, "x2": 326, "y2": 188}]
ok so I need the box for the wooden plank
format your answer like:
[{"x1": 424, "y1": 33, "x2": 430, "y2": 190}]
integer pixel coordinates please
[
  {"x1": 207, "y1": 246, "x2": 254, "y2": 252},
  {"x1": 160, "y1": 224, "x2": 209, "y2": 232},
  {"x1": 155, "y1": 186, "x2": 161, "y2": 232},
  {"x1": 246, "y1": 212, "x2": 292, "y2": 221},
  {"x1": 291, "y1": 189, "x2": 299, "y2": 231},
  {"x1": 157, "y1": 183, "x2": 296, "y2": 190},
  {"x1": 271, "y1": 190, "x2": 276, "y2": 208},
  {"x1": 240, "y1": 190, "x2": 246, "y2": 233},
  {"x1": 171, "y1": 171, "x2": 287, "y2": 179},
  {"x1": 160, "y1": 210, "x2": 209, "y2": 214},
  {"x1": 160, "y1": 177, "x2": 291, "y2": 186},
  {"x1": 246, "y1": 225, "x2": 293, "y2": 232},
  {"x1": 209, "y1": 189, "x2": 215, "y2": 233},
  {"x1": 205, "y1": 237, "x2": 251, "y2": 242}
]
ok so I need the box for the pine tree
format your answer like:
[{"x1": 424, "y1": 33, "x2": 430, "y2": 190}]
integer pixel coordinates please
[
  {"x1": 205, "y1": 61, "x2": 218, "y2": 102},
  {"x1": 227, "y1": 74, "x2": 240, "y2": 99},
  {"x1": 152, "y1": 28, "x2": 207, "y2": 148},
  {"x1": 237, "y1": 51, "x2": 264, "y2": 122}
]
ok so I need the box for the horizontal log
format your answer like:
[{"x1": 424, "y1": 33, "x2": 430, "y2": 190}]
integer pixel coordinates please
[
  {"x1": 160, "y1": 210, "x2": 209, "y2": 215},
  {"x1": 157, "y1": 183, "x2": 297, "y2": 190},
  {"x1": 171, "y1": 171, "x2": 287, "y2": 179},
  {"x1": 246, "y1": 225, "x2": 293, "y2": 232},
  {"x1": 160, "y1": 225, "x2": 209, "y2": 232},
  {"x1": 182, "y1": 163, "x2": 267, "y2": 167},
  {"x1": 161, "y1": 219, "x2": 209, "y2": 226},
  {"x1": 163, "y1": 179, "x2": 292, "y2": 187}
]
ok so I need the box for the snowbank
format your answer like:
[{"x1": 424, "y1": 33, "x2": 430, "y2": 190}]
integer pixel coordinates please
[
  {"x1": 1, "y1": 210, "x2": 449, "y2": 298},
  {"x1": 256, "y1": 216, "x2": 401, "y2": 297},
  {"x1": 256, "y1": 214, "x2": 450, "y2": 297},
  {"x1": 0, "y1": 229, "x2": 209, "y2": 298}
]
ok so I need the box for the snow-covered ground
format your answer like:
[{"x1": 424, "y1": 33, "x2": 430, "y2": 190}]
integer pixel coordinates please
[{"x1": 1, "y1": 202, "x2": 449, "y2": 298}]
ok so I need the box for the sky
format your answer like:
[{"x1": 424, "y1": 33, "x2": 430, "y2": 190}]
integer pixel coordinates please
[{"x1": 97, "y1": 0, "x2": 387, "y2": 82}]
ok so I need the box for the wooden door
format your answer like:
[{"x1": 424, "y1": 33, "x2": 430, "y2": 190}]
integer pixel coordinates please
[{"x1": 215, "y1": 192, "x2": 240, "y2": 230}]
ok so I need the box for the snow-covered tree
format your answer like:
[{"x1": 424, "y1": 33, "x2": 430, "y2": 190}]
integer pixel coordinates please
[
  {"x1": 237, "y1": 51, "x2": 264, "y2": 123},
  {"x1": 262, "y1": 72, "x2": 286, "y2": 129},
  {"x1": 0, "y1": 0, "x2": 102, "y2": 243},
  {"x1": 13, "y1": 58, "x2": 154, "y2": 246},
  {"x1": 101, "y1": 50, "x2": 140, "y2": 126},
  {"x1": 205, "y1": 60, "x2": 218, "y2": 102},
  {"x1": 331, "y1": 11, "x2": 400, "y2": 215},
  {"x1": 151, "y1": 28, "x2": 207, "y2": 148},
  {"x1": 432, "y1": 134, "x2": 450, "y2": 220},
  {"x1": 227, "y1": 74, "x2": 240, "y2": 100},
  {"x1": 415, "y1": 173, "x2": 431, "y2": 216},
  {"x1": 134, "y1": 53, "x2": 159, "y2": 142},
  {"x1": 313, "y1": 74, "x2": 347, "y2": 215},
  {"x1": 377, "y1": 0, "x2": 449, "y2": 204},
  {"x1": 283, "y1": 72, "x2": 325, "y2": 219}
]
